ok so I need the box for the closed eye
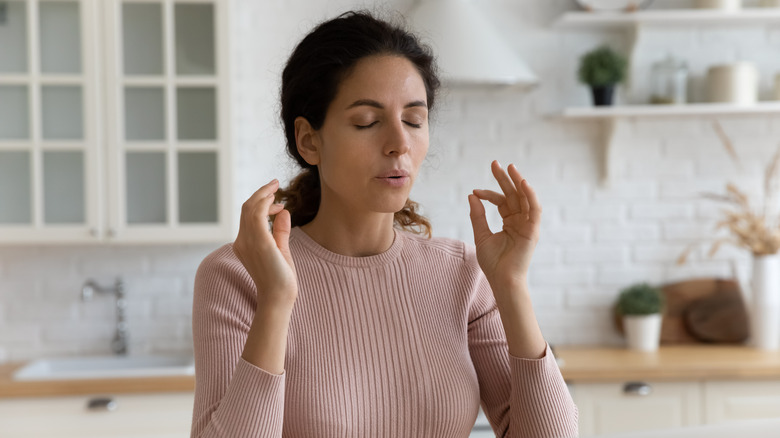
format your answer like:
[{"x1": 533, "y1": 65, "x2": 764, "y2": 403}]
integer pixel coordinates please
[
  {"x1": 355, "y1": 121, "x2": 423, "y2": 129},
  {"x1": 355, "y1": 121, "x2": 378, "y2": 130}
]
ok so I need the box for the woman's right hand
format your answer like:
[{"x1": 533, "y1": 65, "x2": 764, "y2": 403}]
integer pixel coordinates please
[{"x1": 233, "y1": 179, "x2": 298, "y2": 308}]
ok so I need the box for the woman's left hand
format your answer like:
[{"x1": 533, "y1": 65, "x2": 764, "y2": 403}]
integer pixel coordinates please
[{"x1": 468, "y1": 160, "x2": 542, "y2": 293}]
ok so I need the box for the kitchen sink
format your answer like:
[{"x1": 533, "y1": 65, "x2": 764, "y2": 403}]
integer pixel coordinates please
[{"x1": 12, "y1": 355, "x2": 195, "y2": 381}]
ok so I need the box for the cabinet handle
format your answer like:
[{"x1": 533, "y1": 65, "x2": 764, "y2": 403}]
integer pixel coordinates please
[
  {"x1": 86, "y1": 397, "x2": 117, "y2": 412},
  {"x1": 623, "y1": 381, "x2": 652, "y2": 396}
]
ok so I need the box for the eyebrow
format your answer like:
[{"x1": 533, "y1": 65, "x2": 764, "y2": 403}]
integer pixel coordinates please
[{"x1": 346, "y1": 99, "x2": 427, "y2": 110}]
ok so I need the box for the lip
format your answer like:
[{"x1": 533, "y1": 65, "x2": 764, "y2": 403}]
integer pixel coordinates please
[
  {"x1": 376, "y1": 169, "x2": 410, "y2": 178},
  {"x1": 375, "y1": 169, "x2": 410, "y2": 187}
]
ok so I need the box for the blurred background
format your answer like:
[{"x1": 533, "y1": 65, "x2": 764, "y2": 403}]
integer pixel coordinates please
[{"x1": 2, "y1": 0, "x2": 780, "y2": 437}]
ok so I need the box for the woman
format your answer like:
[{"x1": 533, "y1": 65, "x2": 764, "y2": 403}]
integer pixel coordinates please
[{"x1": 191, "y1": 11, "x2": 578, "y2": 438}]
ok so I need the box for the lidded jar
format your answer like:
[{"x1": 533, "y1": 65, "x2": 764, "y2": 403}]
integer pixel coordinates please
[{"x1": 650, "y1": 54, "x2": 688, "y2": 105}]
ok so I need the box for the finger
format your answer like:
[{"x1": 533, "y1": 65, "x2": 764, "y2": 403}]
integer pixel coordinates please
[
  {"x1": 507, "y1": 164, "x2": 530, "y2": 213},
  {"x1": 490, "y1": 161, "x2": 522, "y2": 212},
  {"x1": 244, "y1": 179, "x2": 280, "y2": 207},
  {"x1": 272, "y1": 208, "x2": 293, "y2": 257},
  {"x1": 472, "y1": 189, "x2": 514, "y2": 219},
  {"x1": 472, "y1": 189, "x2": 505, "y2": 206},
  {"x1": 468, "y1": 194, "x2": 492, "y2": 245},
  {"x1": 521, "y1": 178, "x2": 543, "y2": 223},
  {"x1": 245, "y1": 193, "x2": 278, "y2": 242},
  {"x1": 268, "y1": 203, "x2": 285, "y2": 216}
]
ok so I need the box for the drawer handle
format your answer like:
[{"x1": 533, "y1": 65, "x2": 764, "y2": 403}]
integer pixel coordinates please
[
  {"x1": 623, "y1": 382, "x2": 652, "y2": 396},
  {"x1": 87, "y1": 397, "x2": 117, "y2": 412}
]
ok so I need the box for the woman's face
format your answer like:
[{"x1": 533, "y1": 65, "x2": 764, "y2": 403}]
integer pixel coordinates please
[{"x1": 313, "y1": 54, "x2": 429, "y2": 218}]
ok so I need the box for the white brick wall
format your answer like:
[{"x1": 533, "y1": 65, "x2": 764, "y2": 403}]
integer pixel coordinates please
[{"x1": 1, "y1": 0, "x2": 777, "y2": 360}]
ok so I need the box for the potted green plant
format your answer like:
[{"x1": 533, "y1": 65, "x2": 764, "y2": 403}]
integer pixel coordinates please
[
  {"x1": 578, "y1": 45, "x2": 628, "y2": 106},
  {"x1": 616, "y1": 283, "x2": 665, "y2": 351}
]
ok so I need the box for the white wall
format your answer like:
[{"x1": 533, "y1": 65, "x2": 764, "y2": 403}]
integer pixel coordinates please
[{"x1": 1, "y1": 0, "x2": 778, "y2": 361}]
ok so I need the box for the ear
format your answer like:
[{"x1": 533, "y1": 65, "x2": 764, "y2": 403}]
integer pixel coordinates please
[{"x1": 294, "y1": 117, "x2": 321, "y2": 166}]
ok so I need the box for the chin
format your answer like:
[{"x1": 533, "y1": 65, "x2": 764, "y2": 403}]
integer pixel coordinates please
[{"x1": 371, "y1": 198, "x2": 410, "y2": 215}]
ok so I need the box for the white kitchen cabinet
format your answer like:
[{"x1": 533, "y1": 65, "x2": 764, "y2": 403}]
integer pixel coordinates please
[
  {"x1": 703, "y1": 380, "x2": 780, "y2": 424},
  {"x1": 0, "y1": 0, "x2": 231, "y2": 244},
  {"x1": 0, "y1": 391, "x2": 194, "y2": 437},
  {"x1": 571, "y1": 379, "x2": 780, "y2": 436},
  {"x1": 571, "y1": 381, "x2": 702, "y2": 437}
]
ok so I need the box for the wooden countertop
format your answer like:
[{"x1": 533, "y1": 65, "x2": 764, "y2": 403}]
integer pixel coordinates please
[
  {"x1": 4, "y1": 344, "x2": 779, "y2": 396},
  {"x1": 0, "y1": 362, "x2": 195, "y2": 398},
  {"x1": 555, "y1": 344, "x2": 780, "y2": 382}
]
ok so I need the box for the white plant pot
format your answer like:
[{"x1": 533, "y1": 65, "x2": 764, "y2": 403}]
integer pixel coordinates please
[
  {"x1": 623, "y1": 314, "x2": 662, "y2": 352},
  {"x1": 750, "y1": 254, "x2": 780, "y2": 350}
]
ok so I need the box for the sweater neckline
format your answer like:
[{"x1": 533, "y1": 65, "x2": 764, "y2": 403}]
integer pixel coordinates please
[{"x1": 290, "y1": 226, "x2": 404, "y2": 267}]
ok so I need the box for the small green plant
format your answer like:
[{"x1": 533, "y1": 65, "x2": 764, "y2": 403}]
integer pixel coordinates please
[
  {"x1": 616, "y1": 283, "x2": 665, "y2": 316},
  {"x1": 578, "y1": 45, "x2": 628, "y2": 87}
]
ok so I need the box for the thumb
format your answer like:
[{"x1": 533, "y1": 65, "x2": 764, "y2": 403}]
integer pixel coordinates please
[
  {"x1": 272, "y1": 209, "x2": 292, "y2": 255},
  {"x1": 468, "y1": 194, "x2": 492, "y2": 245}
]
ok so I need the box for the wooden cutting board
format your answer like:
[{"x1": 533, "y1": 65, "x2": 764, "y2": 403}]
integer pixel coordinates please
[
  {"x1": 685, "y1": 291, "x2": 749, "y2": 343},
  {"x1": 613, "y1": 278, "x2": 750, "y2": 344}
]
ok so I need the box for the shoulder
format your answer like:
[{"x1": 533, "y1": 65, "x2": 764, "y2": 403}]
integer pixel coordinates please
[
  {"x1": 194, "y1": 243, "x2": 254, "y2": 301},
  {"x1": 197, "y1": 243, "x2": 245, "y2": 277}
]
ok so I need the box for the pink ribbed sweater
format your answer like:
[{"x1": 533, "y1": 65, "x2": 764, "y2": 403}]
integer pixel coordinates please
[{"x1": 191, "y1": 227, "x2": 578, "y2": 438}]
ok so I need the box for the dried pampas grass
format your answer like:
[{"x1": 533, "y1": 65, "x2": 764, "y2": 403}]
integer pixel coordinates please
[{"x1": 677, "y1": 121, "x2": 780, "y2": 264}]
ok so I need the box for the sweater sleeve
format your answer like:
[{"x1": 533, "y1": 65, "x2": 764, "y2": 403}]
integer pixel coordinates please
[
  {"x1": 465, "y1": 245, "x2": 579, "y2": 438},
  {"x1": 190, "y1": 245, "x2": 287, "y2": 438}
]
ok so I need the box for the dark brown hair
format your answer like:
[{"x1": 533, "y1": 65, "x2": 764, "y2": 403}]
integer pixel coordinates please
[{"x1": 276, "y1": 11, "x2": 440, "y2": 237}]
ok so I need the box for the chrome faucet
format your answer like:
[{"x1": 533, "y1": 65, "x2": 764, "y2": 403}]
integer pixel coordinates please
[{"x1": 81, "y1": 278, "x2": 128, "y2": 356}]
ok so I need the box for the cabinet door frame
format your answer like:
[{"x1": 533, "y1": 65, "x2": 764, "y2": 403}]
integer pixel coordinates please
[
  {"x1": 0, "y1": 391, "x2": 195, "y2": 437},
  {"x1": 0, "y1": 0, "x2": 103, "y2": 244},
  {"x1": 571, "y1": 381, "x2": 703, "y2": 436},
  {"x1": 704, "y1": 379, "x2": 780, "y2": 424},
  {"x1": 0, "y1": 0, "x2": 232, "y2": 245},
  {"x1": 102, "y1": 0, "x2": 232, "y2": 244}
]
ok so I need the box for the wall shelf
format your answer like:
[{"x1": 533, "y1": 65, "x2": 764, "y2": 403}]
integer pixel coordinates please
[
  {"x1": 555, "y1": 5, "x2": 780, "y2": 187},
  {"x1": 561, "y1": 101, "x2": 780, "y2": 119},
  {"x1": 554, "y1": 8, "x2": 780, "y2": 28},
  {"x1": 554, "y1": 102, "x2": 780, "y2": 187}
]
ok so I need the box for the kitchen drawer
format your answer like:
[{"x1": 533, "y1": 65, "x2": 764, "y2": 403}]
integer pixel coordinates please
[
  {"x1": 0, "y1": 392, "x2": 194, "y2": 438},
  {"x1": 571, "y1": 381, "x2": 702, "y2": 437},
  {"x1": 704, "y1": 380, "x2": 780, "y2": 424}
]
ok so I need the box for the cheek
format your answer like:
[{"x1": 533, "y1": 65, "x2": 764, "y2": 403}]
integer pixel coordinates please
[{"x1": 413, "y1": 132, "x2": 429, "y2": 161}]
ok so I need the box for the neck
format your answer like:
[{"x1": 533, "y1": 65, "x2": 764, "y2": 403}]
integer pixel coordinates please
[{"x1": 300, "y1": 207, "x2": 396, "y2": 257}]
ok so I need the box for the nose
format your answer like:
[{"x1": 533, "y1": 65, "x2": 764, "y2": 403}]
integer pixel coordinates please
[{"x1": 383, "y1": 119, "x2": 411, "y2": 157}]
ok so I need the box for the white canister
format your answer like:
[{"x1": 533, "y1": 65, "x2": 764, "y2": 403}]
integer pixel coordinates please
[
  {"x1": 696, "y1": 0, "x2": 742, "y2": 10},
  {"x1": 707, "y1": 62, "x2": 758, "y2": 105},
  {"x1": 774, "y1": 73, "x2": 780, "y2": 100}
]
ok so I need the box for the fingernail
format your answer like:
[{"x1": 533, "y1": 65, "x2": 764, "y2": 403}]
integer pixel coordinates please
[{"x1": 495, "y1": 160, "x2": 502, "y2": 168}]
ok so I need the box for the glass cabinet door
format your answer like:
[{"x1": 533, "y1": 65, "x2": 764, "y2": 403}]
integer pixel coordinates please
[
  {"x1": 109, "y1": 0, "x2": 229, "y2": 242},
  {"x1": 0, "y1": 0, "x2": 98, "y2": 242}
]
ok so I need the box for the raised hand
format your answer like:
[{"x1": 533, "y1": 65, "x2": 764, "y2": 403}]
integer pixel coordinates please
[
  {"x1": 233, "y1": 179, "x2": 298, "y2": 307},
  {"x1": 467, "y1": 161, "x2": 542, "y2": 292}
]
